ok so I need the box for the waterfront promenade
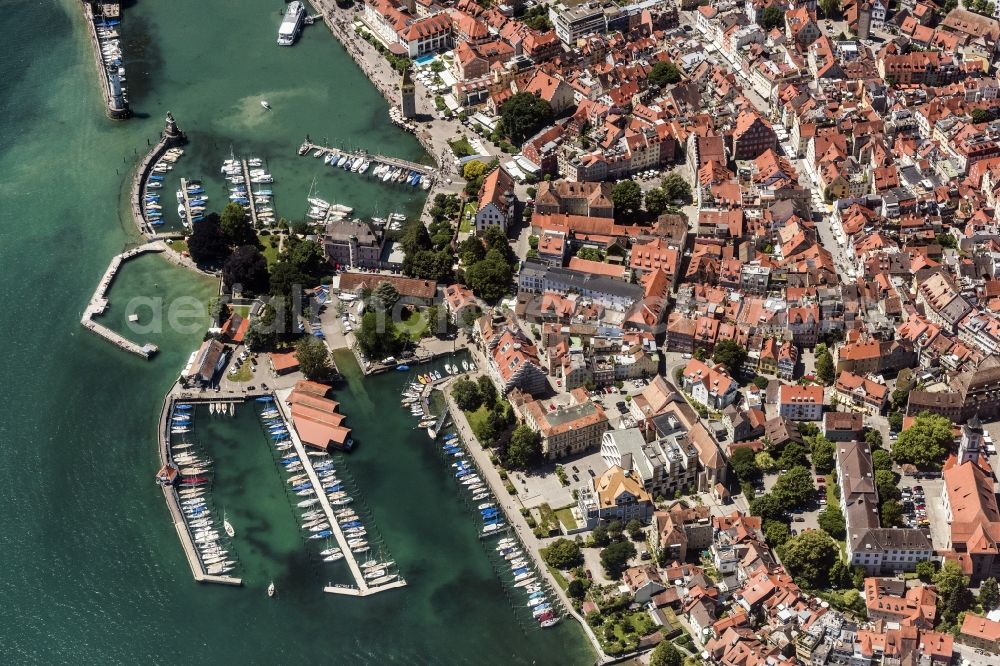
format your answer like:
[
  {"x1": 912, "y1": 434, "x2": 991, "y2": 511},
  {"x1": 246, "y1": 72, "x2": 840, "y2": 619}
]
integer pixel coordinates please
[{"x1": 441, "y1": 380, "x2": 608, "y2": 661}]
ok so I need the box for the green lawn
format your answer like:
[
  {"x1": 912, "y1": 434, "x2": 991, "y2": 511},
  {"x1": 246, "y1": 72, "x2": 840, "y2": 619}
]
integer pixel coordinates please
[
  {"x1": 231, "y1": 305, "x2": 250, "y2": 318},
  {"x1": 465, "y1": 405, "x2": 490, "y2": 434},
  {"x1": 459, "y1": 202, "x2": 476, "y2": 233},
  {"x1": 260, "y1": 234, "x2": 281, "y2": 267},
  {"x1": 169, "y1": 239, "x2": 188, "y2": 255},
  {"x1": 546, "y1": 564, "x2": 569, "y2": 590},
  {"x1": 448, "y1": 136, "x2": 475, "y2": 158},
  {"x1": 397, "y1": 309, "x2": 429, "y2": 342},
  {"x1": 554, "y1": 505, "x2": 578, "y2": 531},
  {"x1": 228, "y1": 362, "x2": 254, "y2": 383},
  {"x1": 537, "y1": 503, "x2": 560, "y2": 534}
]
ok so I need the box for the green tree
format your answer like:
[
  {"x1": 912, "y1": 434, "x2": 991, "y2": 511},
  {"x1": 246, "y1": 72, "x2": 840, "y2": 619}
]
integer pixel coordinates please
[
  {"x1": 778, "y1": 530, "x2": 840, "y2": 588},
  {"x1": 463, "y1": 160, "x2": 487, "y2": 181},
  {"x1": 649, "y1": 640, "x2": 682, "y2": 666},
  {"x1": 600, "y1": 539, "x2": 637, "y2": 578},
  {"x1": 576, "y1": 247, "x2": 603, "y2": 262},
  {"x1": 626, "y1": 519, "x2": 644, "y2": 540},
  {"x1": 611, "y1": 180, "x2": 643, "y2": 220},
  {"x1": 811, "y1": 435, "x2": 835, "y2": 474},
  {"x1": 915, "y1": 560, "x2": 937, "y2": 582},
  {"x1": 219, "y1": 202, "x2": 256, "y2": 247},
  {"x1": 972, "y1": 108, "x2": 990, "y2": 124},
  {"x1": 457, "y1": 236, "x2": 486, "y2": 265},
  {"x1": 245, "y1": 303, "x2": 277, "y2": 351},
  {"x1": 772, "y1": 466, "x2": 815, "y2": 510},
  {"x1": 541, "y1": 538, "x2": 583, "y2": 569},
  {"x1": 880, "y1": 500, "x2": 903, "y2": 527},
  {"x1": 818, "y1": 506, "x2": 846, "y2": 539},
  {"x1": 661, "y1": 172, "x2": 693, "y2": 204},
  {"x1": 749, "y1": 493, "x2": 787, "y2": 522},
  {"x1": 591, "y1": 523, "x2": 610, "y2": 547},
  {"x1": 644, "y1": 188, "x2": 670, "y2": 215},
  {"x1": 758, "y1": 5, "x2": 784, "y2": 30},
  {"x1": 865, "y1": 429, "x2": 884, "y2": 450},
  {"x1": 222, "y1": 245, "x2": 270, "y2": 295},
  {"x1": 356, "y1": 311, "x2": 403, "y2": 359},
  {"x1": 778, "y1": 441, "x2": 810, "y2": 470},
  {"x1": 451, "y1": 377, "x2": 483, "y2": 411},
  {"x1": 764, "y1": 519, "x2": 792, "y2": 548},
  {"x1": 477, "y1": 375, "x2": 498, "y2": 409},
  {"x1": 647, "y1": 61, "x2": 681, "y2": 88},
  {"x1": 871, "y1": 449, "x2": 892, "y2": 472},
  {"x1": 935, "y1": 560, "x2": 976, "y2": 629},
  {"x1": 506, "y1": 424, "x2": 541, "y2": 469},
  {"x1": 294, "y1": 335, "x2": 333, "y2": 381},
  {"x1": 607, "y1": 520, "x2": 624, "y2": 542},
  {"x1": 268, "y1": 259, "x2": 307, "y2": 299},
  {"x1": 371, "y1": 281, "x2": 401, "y2": 312},
  {"x1": 187, "y1": 213, "x2": 229, "y2": 265},
  {"x1": 875, "y1": 469, "x2": 901, "y2": 502},
  {"x1": 730, "y1": 446, "x2": 762, "y2": 482},
  {"x1": 980, "y1": 577, "x2": 1000, "y2": 612},
  {"x1": 892, "y1": 412, "x2": 953, "y2": 468},
  {"x1": 818, "y1": 0, "x2": 840, "y2": 18},
  {"x1": 499, "y1": 92, "x2": 554, "y2": 144},
  {"x1": 465, "y1": 251, "x2": 513, "y2": 302},
  {"x1": 815, "y1": 350, "x2": 835, "y2": 385},
  {"x1": 755, "y1": 451, "x2": 778, "y2": 472},
  {"x1": 712, "y1": 340, "x2": 748, "y2": 372},
  {"x1": 567, "y1": 578, "x2": 586, "y2": 599},
  {"x1": 752, "y1": 375, "x2": 769, "y2": 389}
]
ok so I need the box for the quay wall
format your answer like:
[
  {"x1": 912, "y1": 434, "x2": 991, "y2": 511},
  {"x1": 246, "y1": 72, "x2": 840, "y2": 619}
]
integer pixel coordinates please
[
  {"x1": 81, "y1": 2, "x2": 129, "y2": 120},
  {"x1": 130, "y1": 138, "x2": 169, "y2": 238}
]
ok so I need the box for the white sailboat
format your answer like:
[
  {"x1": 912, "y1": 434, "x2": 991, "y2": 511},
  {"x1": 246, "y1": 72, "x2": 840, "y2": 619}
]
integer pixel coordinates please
[
  {"x1": 267, "y1": 581, "x2": 276, "y2": 597},
  {"x1": 223, "y1": 509, "x2": 235, "y2": 538}
]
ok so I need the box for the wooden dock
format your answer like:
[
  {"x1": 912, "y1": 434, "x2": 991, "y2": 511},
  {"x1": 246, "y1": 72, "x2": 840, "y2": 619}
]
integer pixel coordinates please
[
  {"x1": 179, "y1": 178, "x2": 193, "y2": 228},
  {"x1": 240, "y1": 160, "x2": 260, "y2": 227},
  {"x1": 80, "y1": 242, "x2": 164, "y2": 359},
  {"x1": 157, "y1": 394, "x2": 242, "y2": 586},
  {"x1": 298, "y1": 141, "x2": 436, "y2": 179},
  {"x1": 272, "y1": 389, "x2": 406, "y2": 597}
]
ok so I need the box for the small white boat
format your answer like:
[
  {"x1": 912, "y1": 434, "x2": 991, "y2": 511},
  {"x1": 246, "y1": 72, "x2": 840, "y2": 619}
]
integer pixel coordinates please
[
  {"x1": 267, "y1": 581, "x2": 276, "y2": 597},
  {"x1": 224, "y1": 511, "x2": 235, "y2": 538},
  {"x1": 261, "y1": 100, "x2": 271, "y2": 110}
]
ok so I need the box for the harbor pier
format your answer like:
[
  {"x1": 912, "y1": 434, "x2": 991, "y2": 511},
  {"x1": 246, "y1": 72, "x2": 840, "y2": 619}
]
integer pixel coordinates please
[
  {"x1": 271, "y1": 390, "x2": 407, "y2": 597},
  {"x1": 298, "y1": 141, "x2": 436, "y2": 180},
  {"x1": 239, "y1": 159, "x2": 261, "y2": 227},
  {"x1": 80, "y1": 1, "x2": 129, "y2": 120},
  {"x1": 80, "y1": 242, "x2": 165, "y2": 359},
  {"x1": 157, "y1": 394, "x2": 243, "y2": 586}
]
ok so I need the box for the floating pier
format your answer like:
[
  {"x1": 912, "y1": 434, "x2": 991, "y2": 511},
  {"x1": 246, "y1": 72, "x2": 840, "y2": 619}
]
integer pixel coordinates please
[
  {"x1": 80, "y1": 242, "x2": 164, "y2": 359},
  {"x1": 297, "y1": 141, "x2": 436, "y2": 179},
  {"x1": 271, "y1": 390, "x2": 406, "y2": 597},
  {"x1": 240, "y1": 160, "x2": 261, "y2": 227}
]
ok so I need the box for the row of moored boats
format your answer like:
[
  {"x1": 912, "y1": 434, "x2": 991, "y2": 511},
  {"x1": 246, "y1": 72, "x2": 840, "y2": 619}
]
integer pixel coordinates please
[
  {"x1": 171, "y1": 403, "x2": 238, "y2": 577},
  {"x1": 259, "y1": 399, "x2": 399, "y2": 587},
  {"x1": 94, "y1": 15, "x2": 128, "y2": 109},
  {"x1": 143, "y1": 148, "x2": 184, "y2": 226},
  {"x1": 175, "y1": 177, "x2": 208, "y2": 228},
  {"x1": 495, "y1": 538, "x2": 562, "y2": 628},
  {"x1": 221, "y1": 157, "x2": 276, "y2": 226},
  {"x1": 310, "y1": 148, "x2": 431, "y2": 190}
]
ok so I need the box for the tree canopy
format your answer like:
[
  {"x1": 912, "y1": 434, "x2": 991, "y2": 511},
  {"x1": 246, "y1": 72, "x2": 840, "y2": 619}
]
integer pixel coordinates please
[
  {"x1": 541, "y1": 538, "x2": 583, "y2": 569},
  {"x1": 356, "y1": 311, "x2": 402, "y2": 359},
  {"x1": 772, "y1": 466, "x2": 815, "y2": 510},
  {"x1": 810, "y1": 435, "x2": 835, "y2": 474},
  {"x1": 730, "y1": 446, "x2": 762, "y2": 482},
  {"x1": 661, "y1": 172, "x2": 693, "y2": 204},
  {"x1": 371, "y1": 282, "x2": 401, "y2": 312},
  {"x1": 712, "y1": 340, "x2": 747, "y2": 372},
  {"x1": 222, "y1": 245, "x2": 269, "y2": 295},
  {"x1": 892, "y1": 412, "x2": 953, "y2": 468},
  {"x1": 749, "y1": 493, "x2": 786, "y2": 523},
  {"x1": 499, "y1": 92, "x2": 554, "y2": 144},
  {"x1": 611, "y1": 180, "x2": 643, "y2": 220},
  {"x1": 980, "y1": 577, "x2": 1000, "y2": 612},
  {"x1": 187, "y1": 214, "x2": 229, "y2": 265},
  {"x1": 647, "y1": 61, "x2": 681, "y2": 87},
  {"x1": 451, "y1": 377, "x2": 483, "y2": 411},
  {"x1": 648, "y1": 640, "x2": 682, "y2": 666},
  {"x1": 505, "y1": 424, "x2": 542, "y2": 469},
  {"x1": 778, "y1": 530, "x2": 840, "y2": 588},
  {"x1": 643, "y1": 188, "x2": 669, "y2": 216},
  {"x1": 600, "y1": 539, "x2": 637, "y2": 578},
  {"x1": 462, "y1": 160, "x2": 487, "y2": 181},
  {"x1": 219, "y1": 202, "x2": 257, "y2": 247},
  {"x1": 457, "y1": 236, "x2": 486, "y2": 265},
  {"x1": 294, "y1": 335, "x2": 333, "y2": 381},
  {"x1": 464, "y1": 250, "x2": 513, "y2": 303},
  {"x1": 815, "y1": 348, "x2": 835, "y2": 385},
  {"x1": 818, "y1": 506, "x2": 846, "y2": 539},
  {"x1": 758, "y1": 5, "x2": 784, "y2": 30},
  {"x1": 778, "y1": 441, "x2": 810, "y2": 470},
  {"x1": 881, "y1": 500, "x2": 903, "y2": 528},
  {"x1": 935, "y1": 560, "x2": 976, "y2": 630}
]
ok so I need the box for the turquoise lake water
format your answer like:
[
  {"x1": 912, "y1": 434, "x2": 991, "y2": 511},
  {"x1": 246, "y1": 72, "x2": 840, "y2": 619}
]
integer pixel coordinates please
[{"x1": 0, "y1": 0, "x2": 593, "y2": 662}]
